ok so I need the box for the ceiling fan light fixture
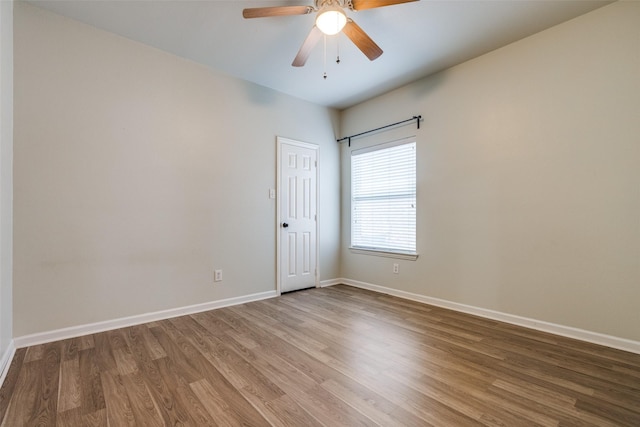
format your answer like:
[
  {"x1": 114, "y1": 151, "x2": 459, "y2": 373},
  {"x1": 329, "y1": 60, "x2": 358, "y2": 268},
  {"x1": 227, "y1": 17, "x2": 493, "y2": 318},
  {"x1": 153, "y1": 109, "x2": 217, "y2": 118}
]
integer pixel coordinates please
[{"x1": 315, "y1": 6, "x2": 347, "y2": 35}]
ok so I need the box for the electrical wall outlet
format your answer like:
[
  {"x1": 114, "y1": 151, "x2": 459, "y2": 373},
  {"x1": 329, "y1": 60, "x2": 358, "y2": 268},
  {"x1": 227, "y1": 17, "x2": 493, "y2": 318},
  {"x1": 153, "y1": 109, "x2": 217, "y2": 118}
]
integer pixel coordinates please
[
  {"x1": 214, "y1": 269, "x2": 223, "y2": 282},
  {"x1": 393, "y1": 263, "x2": 399, "y2": 274}
]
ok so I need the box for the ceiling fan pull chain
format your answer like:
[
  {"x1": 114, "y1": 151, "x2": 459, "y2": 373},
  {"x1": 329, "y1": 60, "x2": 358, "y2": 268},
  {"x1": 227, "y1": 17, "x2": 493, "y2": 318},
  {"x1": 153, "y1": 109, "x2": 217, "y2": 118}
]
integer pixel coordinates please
[
  {"x1": 336, "y1": 35, "x2": 341, "y2": 64},
  {"x1": 323, "y1": 34, "x2": 328, "y2": 79}
]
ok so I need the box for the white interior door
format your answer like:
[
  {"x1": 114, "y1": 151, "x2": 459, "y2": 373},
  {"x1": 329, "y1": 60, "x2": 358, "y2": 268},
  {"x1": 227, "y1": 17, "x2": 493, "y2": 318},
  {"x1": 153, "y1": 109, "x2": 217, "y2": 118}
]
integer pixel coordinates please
[{"x1": 278, "y1": 138, "x2": 318, "y2": 293}]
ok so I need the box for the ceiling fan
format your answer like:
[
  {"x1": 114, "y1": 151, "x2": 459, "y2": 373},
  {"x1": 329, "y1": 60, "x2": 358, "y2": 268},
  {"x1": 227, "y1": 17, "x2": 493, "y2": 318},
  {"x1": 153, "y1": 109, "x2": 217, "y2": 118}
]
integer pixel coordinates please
[{"x1": 242, "y1": 0, "x2": 418, "y2": 67}]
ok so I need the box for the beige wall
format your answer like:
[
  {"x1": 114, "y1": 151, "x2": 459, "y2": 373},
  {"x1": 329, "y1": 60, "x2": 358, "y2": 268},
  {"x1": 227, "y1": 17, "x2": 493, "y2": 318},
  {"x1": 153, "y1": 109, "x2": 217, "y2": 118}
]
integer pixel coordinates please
[
  {"x1": 0, "y1": 0, "x2": 14, "y2": 355},
  {"x1": 340, "y1": 2, "x2": 640, "y2": 341},
  {"x1": 13, "y1": 3, "x2": 340, "y2": 336}
]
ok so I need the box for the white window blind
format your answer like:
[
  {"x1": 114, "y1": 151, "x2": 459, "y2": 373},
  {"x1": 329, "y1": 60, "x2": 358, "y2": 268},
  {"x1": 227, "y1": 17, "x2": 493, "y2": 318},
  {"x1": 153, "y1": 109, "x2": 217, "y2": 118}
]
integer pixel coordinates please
[{"x1": 351, "y1": 139, "x2": 416, "y2": 255}]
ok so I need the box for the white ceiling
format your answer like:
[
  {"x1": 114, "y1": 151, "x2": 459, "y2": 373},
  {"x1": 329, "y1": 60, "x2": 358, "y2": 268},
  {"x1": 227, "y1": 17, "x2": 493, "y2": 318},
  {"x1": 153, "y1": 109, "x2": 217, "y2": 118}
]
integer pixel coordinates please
[{"x1": 28, "y1": 0, "x2": 611, "y2": 110}]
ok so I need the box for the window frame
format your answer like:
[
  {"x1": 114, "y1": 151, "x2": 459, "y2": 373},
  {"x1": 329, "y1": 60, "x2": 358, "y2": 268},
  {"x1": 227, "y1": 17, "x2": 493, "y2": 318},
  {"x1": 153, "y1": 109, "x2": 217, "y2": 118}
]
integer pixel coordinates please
[{"x1": 349, "y1": 137, "x2": 418, "y2": 260}]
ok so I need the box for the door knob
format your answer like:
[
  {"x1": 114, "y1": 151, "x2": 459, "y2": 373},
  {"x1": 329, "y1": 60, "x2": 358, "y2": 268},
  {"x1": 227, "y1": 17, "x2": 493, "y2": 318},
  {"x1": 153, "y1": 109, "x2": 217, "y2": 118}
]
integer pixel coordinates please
[{"x1": 282, "y1": 222, "x2": 289, "y2": 228}]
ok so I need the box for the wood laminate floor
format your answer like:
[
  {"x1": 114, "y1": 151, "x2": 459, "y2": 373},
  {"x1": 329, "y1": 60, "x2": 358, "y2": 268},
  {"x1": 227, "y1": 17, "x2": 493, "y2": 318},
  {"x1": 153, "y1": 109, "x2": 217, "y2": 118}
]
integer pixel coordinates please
[{"x1": 0, "y1": 285, "x2": 639, "y2": 426}]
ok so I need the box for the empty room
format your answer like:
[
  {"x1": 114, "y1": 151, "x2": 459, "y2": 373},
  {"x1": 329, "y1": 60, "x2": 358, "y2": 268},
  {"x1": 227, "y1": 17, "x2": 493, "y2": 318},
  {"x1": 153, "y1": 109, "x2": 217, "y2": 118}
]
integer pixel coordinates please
[{"x1": 0, "y1": 0, "x2": 639, "y2": 425}]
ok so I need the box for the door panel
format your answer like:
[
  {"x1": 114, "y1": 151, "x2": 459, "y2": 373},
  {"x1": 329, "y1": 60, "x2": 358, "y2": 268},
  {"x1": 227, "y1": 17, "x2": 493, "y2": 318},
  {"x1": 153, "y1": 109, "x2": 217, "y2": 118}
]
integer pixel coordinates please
[
  {"x1": 279, "y1": 140, "x2": 318, "y2": 293},
  {"x1": 288, "y1": 176, "x2": 297, "y2": 219},
  {"x1": 288, "y1": 233, "x2": 296, "y2": 276}
]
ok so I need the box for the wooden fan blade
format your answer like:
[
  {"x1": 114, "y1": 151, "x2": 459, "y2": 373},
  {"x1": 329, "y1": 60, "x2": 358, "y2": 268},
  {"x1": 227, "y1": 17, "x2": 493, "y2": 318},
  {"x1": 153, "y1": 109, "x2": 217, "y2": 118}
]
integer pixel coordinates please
[
  {"x1": 351, "y1": 0, "x2": 417, "y2": 11},
  {"x1": 292, "y1": 26, "x2": 323, "y2": 67},
  {"x1": 242, "y1": 5, "x2": 313, "y2": 19},
  {"x1": 342, "y1": 19, "x2": 383, "y2": 61}
]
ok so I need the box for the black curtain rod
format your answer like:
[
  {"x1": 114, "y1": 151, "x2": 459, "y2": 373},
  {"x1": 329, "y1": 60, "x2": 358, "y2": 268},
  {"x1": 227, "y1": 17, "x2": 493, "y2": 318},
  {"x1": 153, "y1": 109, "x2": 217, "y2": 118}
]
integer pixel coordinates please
[{"x1": 337, "y1": 115, "x2": 422, "y2": 146}]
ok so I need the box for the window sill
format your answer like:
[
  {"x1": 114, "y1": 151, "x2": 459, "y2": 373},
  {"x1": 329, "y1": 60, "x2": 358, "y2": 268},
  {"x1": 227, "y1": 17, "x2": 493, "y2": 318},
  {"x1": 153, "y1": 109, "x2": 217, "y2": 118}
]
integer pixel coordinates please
[{"x1": 349, "y1": 248, "x2": 418, "y2": 261}]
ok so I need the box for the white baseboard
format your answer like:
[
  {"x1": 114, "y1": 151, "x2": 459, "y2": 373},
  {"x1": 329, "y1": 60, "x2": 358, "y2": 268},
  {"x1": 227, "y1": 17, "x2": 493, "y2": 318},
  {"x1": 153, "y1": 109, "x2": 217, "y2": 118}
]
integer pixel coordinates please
[
  {"x1": 319, "y1": 278, "x2": 342, "y2": 288},
  {"x1": 338, "y1": 278, "x2": 640, "y2": 355},
  {"x1": 0, "y1": 340, "x2": 16, "y2": 389},
  {"x1": 11, "y1": 279, "x2": 640, "y2": 356},
  {"x1": 13, "y1": 290, "x2": 278, "y2": 349}
]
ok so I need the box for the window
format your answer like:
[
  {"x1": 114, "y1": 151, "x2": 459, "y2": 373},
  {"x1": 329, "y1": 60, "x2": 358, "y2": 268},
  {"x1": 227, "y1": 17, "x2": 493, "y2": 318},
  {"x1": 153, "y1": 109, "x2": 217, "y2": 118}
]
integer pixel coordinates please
[{"x1": 351, "y1": 139, "x2": 416, "y2": 258}]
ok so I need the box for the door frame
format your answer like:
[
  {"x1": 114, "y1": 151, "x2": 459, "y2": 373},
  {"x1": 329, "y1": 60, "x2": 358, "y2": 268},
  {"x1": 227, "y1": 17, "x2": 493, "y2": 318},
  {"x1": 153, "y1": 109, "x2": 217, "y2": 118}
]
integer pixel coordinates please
[{"x1": 276, "y1": 136, "x2": 320, "y2": 295}]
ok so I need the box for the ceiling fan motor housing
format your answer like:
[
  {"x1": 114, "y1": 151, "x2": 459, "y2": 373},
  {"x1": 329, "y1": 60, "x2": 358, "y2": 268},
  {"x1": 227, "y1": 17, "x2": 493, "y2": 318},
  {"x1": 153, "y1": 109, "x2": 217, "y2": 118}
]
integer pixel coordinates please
[{"x1": 315, "y1": 0, "x2": 353, "y2": 11}]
